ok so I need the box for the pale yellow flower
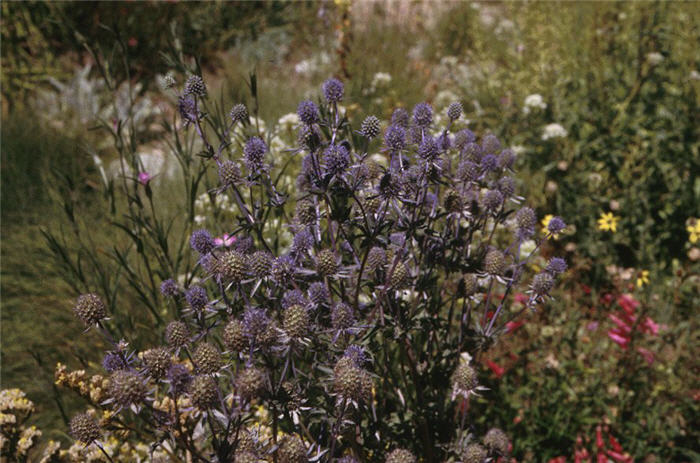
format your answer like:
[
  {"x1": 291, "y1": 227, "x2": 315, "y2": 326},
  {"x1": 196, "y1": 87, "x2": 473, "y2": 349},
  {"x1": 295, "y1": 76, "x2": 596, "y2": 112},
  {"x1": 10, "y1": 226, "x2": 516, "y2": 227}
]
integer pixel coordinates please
[
  {"x1": 597, "y1": 212, "x2": 620, "y2": 233},
  {"x1": 687, "y1": 219, "x2": 700, "y2": 243},
  {"x1": 636, "y1": 270, "x2": 649, "y2": 288}
]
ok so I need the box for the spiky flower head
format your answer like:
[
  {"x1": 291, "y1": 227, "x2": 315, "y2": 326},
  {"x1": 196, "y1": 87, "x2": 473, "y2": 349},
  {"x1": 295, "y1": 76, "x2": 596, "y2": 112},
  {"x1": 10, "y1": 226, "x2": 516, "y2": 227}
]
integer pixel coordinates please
[
  {"x1": 73, "y1": 293, "x2": 107, "y2": 326},
  {"x1": 531, "y1": 272, "x2": 554, "y2": 296},
  {"x1": 484, "y1": 428, "x2": 510, "y2": 456},
  {"x1": 412, "y1": 102, "x2": 433, "y2": 128},
  {"x1": 185, "y1": 285, "x2": 208, "y2": 311},
  {"x1": 343, "y1": 345, "x2": 368, "y2": 366},
  {"x1": 193, "y1": 342, "x2": 222, "y2": 374},
  {"x1": 452, "y1": 361, "x2": 478, "y2": 399},
  {"x1": 484, "y1": 249, "x2": 506, "y2": 276},
  {"x1": 283, "y1": 304, "x2": 310, "y2": 339},
  {"x1": 277, "y1": 435, "x2": 306, "y2": 463},
  {"x1": 142, "y1": 347, "x2": 171, "y2": 379},
  {"x1": 333, "y1": 356, "x2": 372, "y2": 404},
  {"x1": 461, "y1": 443, "x2": 487, "y2": 463},
  {"x1": 271, "y1": 256, "x2": 295, "y2": 286},
  {"x1": 220, "y1": 250, "x2": 248, "y2": 283},
  {"x1": 444, "y1": 189, "x2": 464, "y2": 213},
  {"x1": 70, "y1": 412, "x2": 101, "y2": 443},
  {"x1": 324, "y1": 144, "x2": 350, "y2": 176},
  {"x1": 242, "y1": 308, "x2": 270, "y2": 341},
  {"x1": 447, "y1": 102, "x2": 463, "y2": 120},
  {"x1": 546, "y1": 257, "x2": 567, "y2": 275},
  {"x1": 331, "y1": 302, "x2": 355, "y2": 331},
  {"x1": 391, "y1": 107, "x2": 410, "y2": 128},
  {"x1": 385, "y1": 448, "x2": 416, "y2": 463},
  {"x1": 463, "y1": 273, "x2": 478, "y2": 296},
  {"x1": 322, "y1": 77, "x2": 344, "y2": 103},
  {"x1": 317, "y1": 249, "x2": 339, "y2": 276},
  {"x1": 178, "y1": 95, "x2": 197, "y2": 123},
  {"x1": 166, "y1": 321, "x2": 189, "y2": 348},
  {"x1": 361, "y1": 115, "x2": 381, "y2": 139},
  {"x1": 482, "y1": 190, "x2": 504, "y2": 213},
  {"x1": 190, "y1": 229, "x2": 214, "y2": 255},
  {"x1": 219, "y1": 160, "x2": 241, "y2": 187},
  {"x1": 189, "y1": 375, "x2": 218, "y2": 410},
  {"x1": 184, "y1": 75, "x2": 206, "y2": 97},
  {"x1": 457, "y1": 160, "x2": 480, "y2": 182},
  {"x1": 109, "y1": 371, "x2": 146, "y2": 407},
  {"x1": 308, "y1": 282, "x2": 329, "y2": 306},
  {"x1": 160, "y1": 278, "x2": 180, "y2": 297},
  {"x1": 230, "y1": 103, "x2": 248, "y2": 123},
  {"x1": 498, "y1": 176, "x2": 516, "y2": 197},
  {"x1": 159, "y1": 73, "x2": 176, "y2": 90},
  {"x1": 418, "y1": 136, "x2": 439, "y2": 161},
  {"x1": 223, "y1": 319, "x2": 248, "y2": 352},
  {"x1": 366, "y1": 247, "x2": 387, "y2": 272},
  {"x1": 515, "y1": 207, "x2": 537, "y2": 234},
  {"x1": 236, "y1": 367, "x2": 266, "y2": 401},
  {"x1": 244, "y1": 136, "x2": 267, "y2": 173},
  {"x1": 384, "y1": 124, "x2": 406, "y2": 152},
  {"x1": 480, "y1": 153, "x2": 499, "y2": 172},
  {"x1": 295, "y1": 200, "x2": 317, "y2": 226},
  {"x1": 249, "y1": 250, "x2": 273, "y2": 278},
  {"x1": 463, "y1": 142, "x2": 483, "y2": 162},
  {"x1": 481, "y1": 133, "x2": 501, "y2": 154},
  {"x1": 547, "y1": 216, "x2": 566, "y2": 235},
  {"x1": 297, "y1": 100, "x2": 319, "y2": 125},
  {"x1": 454, "y1": 129, "x2": 476, "y2": 150},
  {"x1": 166, "y1": 364, "x2": 192, "y2": 396},
  {"x1": 103, "y1": 352, "x2": 127, "y2": 372},
  {"x1": 389, "y1": 261, "x2": 411, "y2": 289},
  {"x1": 498, "y1": 148, "x2": 516, "y2": 169}
]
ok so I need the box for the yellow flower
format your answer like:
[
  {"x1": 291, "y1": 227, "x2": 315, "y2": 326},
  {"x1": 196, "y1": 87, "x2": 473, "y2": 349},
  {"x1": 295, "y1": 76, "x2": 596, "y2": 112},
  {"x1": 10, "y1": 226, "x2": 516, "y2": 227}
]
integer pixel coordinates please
[
  {"x1": 541, "y1": 214, "x2": 560, "y2": 239},
  {"x1": 597, "y1": 212, "x2": 620, "y2": 233},
  {"x1": 687, "y1": 218, "x2": 700, "y2": 243},
  {"x1": 636, "y1": 270, "x2": 649, "y2": 288}
]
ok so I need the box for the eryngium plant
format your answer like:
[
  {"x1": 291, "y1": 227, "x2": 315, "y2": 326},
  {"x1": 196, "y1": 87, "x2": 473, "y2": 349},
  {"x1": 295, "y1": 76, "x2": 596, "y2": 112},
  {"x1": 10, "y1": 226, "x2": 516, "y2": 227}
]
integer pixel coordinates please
[{"x1": 66, "y1": 75, "x2": 565, "y2": 462}]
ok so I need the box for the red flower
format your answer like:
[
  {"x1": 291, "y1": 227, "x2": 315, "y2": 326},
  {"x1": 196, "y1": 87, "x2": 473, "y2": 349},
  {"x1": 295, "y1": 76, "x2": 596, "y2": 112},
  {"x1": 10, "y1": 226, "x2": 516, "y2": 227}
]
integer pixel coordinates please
[
  {"x1": 505, "y1": 320, "x2": 525, "y2": 333},
  {"x1": 607, "y1": 330, "x2": 629, "y2": 348},
  {"x1": 617, "y1": 294, "x2": 639, "y2": 313},
  {"x1": 486, "y1": 359, "x2": 505, "y2": 378}
]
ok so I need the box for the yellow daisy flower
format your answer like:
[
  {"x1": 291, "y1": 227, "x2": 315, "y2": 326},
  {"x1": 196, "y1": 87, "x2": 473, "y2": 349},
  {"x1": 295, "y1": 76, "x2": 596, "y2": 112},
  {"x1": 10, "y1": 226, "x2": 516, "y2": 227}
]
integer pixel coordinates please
[
  {"x1": 636, "y1": 270, "x2": 649, "y2": 288},
  {"x1": 687, "y1": 219, "x2": 700, "y2": 244},
  {"x1": 597, "y1": 212, "x2": 620, "y2": 233}
]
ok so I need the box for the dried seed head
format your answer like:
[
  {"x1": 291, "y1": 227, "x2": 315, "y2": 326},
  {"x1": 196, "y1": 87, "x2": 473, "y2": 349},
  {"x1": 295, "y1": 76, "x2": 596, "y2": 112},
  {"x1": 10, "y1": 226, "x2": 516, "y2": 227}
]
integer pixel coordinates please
[
  {"x1": 515, "y1": 207, "x2": 537, "y2": 233},
  {"x1": 484, "y1": 249, "x2": 506, "y2": 276},
  {"x1": 385, "y1": 448, "x2": 416, "y2": 463},
  {"x1": 166, "y1": 321, "x2": 189, "y2": 348},
  {"x1": 142, "y1": 347, "x2": 171, "y2": 379},
  {"x1": 444, "y1": 189, "x2": 463, "y2": 213},
  {"x1": 331, "y1": 302, "x2": 355, "y2": 331},
  {"x1": 193, "y1": 342, "x2": 222, "y2": 374},
  {"x1": 389, "y1": 261, "x2": 411, "y2": 289},
  {"x1": 317, "y1": 249, "x2": 339, "y2": 276},
  {"x1": 109, "y1": 371, "x2": 146, "y2": 407},
  {"x1": 189, "y1": 375, "x2": 218, "y2": 410},
  {"x1": 220, "y1": 250, "x2": 248, "y2": 283},
  {"x1": 461, "y1": 443, "x2": 487, "y2": 463},
  {"x1": 283, "y1": 304, "x2": 310, "y2": 339},
  {"x1": 277, "y1": 435, "x2": 306, "y2": 463},
  {"x1": 452, "y1": 362, "x2": 478, "y2": 395},
  {"x1": 70, "y1": 412, "x2": 101, "y2": 443},
  {"x1": 236, "y1": 367, "x2": 266, "y2": 401},
  {"x1": 531, "y1": 272, "x2": 555, "y2": 295},
  {"x1": 463, "y1": 273, "x2": 478, "y2": 296},
  {"x1": 73, "y1": 293, "x2": 107, "y2": 326},
  {"x1": 333, "y1": 357, "x2": 372, "y2": 403},
  {"x1": 295, "y1": 200, "x2": 317, "y2": 225},
  {"x1": 484, "y1": 428, "x2": 510, "y2": 456},
  {"x1": 223, "y1": 319, "x2": 248, "y2": 352},
  {"x1": 249, "y1": 250, "x2": 273, "y2": 278},
  {"x1": 219, "y1": 160, "x2": 241, "y2": 187},
  {"x1": 366, "y1": 247, "x2": 387, "y2": 272}
]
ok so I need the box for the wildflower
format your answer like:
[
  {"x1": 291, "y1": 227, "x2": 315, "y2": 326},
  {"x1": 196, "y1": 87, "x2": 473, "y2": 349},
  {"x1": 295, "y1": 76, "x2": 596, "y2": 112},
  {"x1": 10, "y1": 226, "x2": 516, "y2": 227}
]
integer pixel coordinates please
[
  {"x1": 323, "y1": 144, "x2": 350, "y2": 176},
  {"x1": 360, "y1": 115, "x2": 381, "y2": 139},
  {"x1": 236, "y1": 367, "x2": 266, "y2": 400},
  {"x1": 297, "y1": 100, "x2": 319, "y2": 125},
  {"x1": 193, "y1": 342, "x2": 222, "y2": 374},
  {"x1": 189, "y1": 375, "x2": 218, "y2": 410},
  {"x1": 185, "y1": 285, "x2": 208, "y2": 311},
  {"x1": 386, "y1": 448, "x2": 416, "y2": 463},
  {"x1": 636, "y1": 270, "x2": 650, "y2": 288},
  {"x1": 646, "y1": 52, "x2": 664, "y2": 65},
  {"x1": 159, "y1": 73, "x2": 176, "y2": 90},
  {"x1": 460, "y1": 444, "x2": 487, "y2": 463},
  {"x1": 166, "y1": 364, "x2": 192, "y2": 396},
  {"x1": 412, "y1": 102, "x2": 433, "y2": 128},
  {"x1": 546, "y1": 257, "x2": 568, "y2": 275},
  {"x1": 219, "y1": 160, "x2": 241, "y2": 187},
  {"x1": 277, "y1": 435, "x2": 307, "y2": 463},
  {"x1": 108, "y1": 371, "x2": 146, "y2": 407},
  {"x1": 447, "y1": 102, "x2": 463, "y2": 121},
  {"x1": 322, "y1": 77, "x2": 344, "y2": 103},
  {"x1": 451, "y1": 360, "x2": 480, "y2": 400},
  {"x1": 137, "y1": 172, "x2": 152, "y2": 185},
  {"x1": 384, "y1": 124, "x2": 406, "y2": 152},
  {"x1": 541, "y1": 214, "x2": 564, "y2": 239},
  {"x1": 165, "y1": 321, "x2": 189, "y2": 348},
  {"x1": 142, "y1": 347, "x2": 171, "y2": 379},
  {"x1": 597, "y1": 212, "x2": 620, "y2": 233},
  {"x1": 687, "y1": 218, "x2": 700, "y2": 243},
  {"x1": 484, "y1": 428, "x2": 510, "y2": 456},
  {"x1": 73, "y1": 293, "x2": 107, "y2": 327},
  {"x1": 243, "y1": 136, "x2": 268, "y2": 173},
  {"x1": 333, "y1": 356, "x2": 372, "y2": 404},
  {"x1": 481, "y1": 133, "x2": 501, "y2": 154},
  {"x1": 454, "y1": 129, "x2": 476, "y2": 150},
  {"x1": 190, "y1": 229, "x2": 214, "y2": 254},
  {"x1": 230, "y1": 103, "x2": 248, "y2": 123},
  {"x1": 541, "y1": 123, "x2": 568, "y2": 140},
  {"x1": 102, "y1": 352, "x2": 127, "y2": 372},
  {"x1": 418, "y1": 136, "x2": 439, "y2": 161},
  {"x1": 160, "y1": 279, "x2": 179, "y2": 297},
  {"x1": 391, "y1": 107, "x2": 410, "y2": 127},
  {"x1": 69, "y1": 413, "x2": 101, "y2": 443},
  {"x1": 223, "y1": 319, "x2": 247, "y2": 352},
  {"x1": 283, "y1": 305, "x2": 310, "y2": 340},
  {"x1": 184, "y1": 75, "x2": 206, "y2": 97},
  {"x1": 523, "y1": 93, "x2": 547, "y2": 114},
  {"x1": 308, "y1": 282, "x2": 329, "y2": 306}
]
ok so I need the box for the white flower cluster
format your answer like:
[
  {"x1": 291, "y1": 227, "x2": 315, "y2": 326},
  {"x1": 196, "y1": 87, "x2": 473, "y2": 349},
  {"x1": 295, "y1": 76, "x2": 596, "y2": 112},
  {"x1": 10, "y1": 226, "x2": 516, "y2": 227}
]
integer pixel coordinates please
[
  {"x1": 523, "y1": 94, "x2": 547, "y2": 115},
  {"x1": 541, "y1": 123, "x2": 568, "y2": 140}
]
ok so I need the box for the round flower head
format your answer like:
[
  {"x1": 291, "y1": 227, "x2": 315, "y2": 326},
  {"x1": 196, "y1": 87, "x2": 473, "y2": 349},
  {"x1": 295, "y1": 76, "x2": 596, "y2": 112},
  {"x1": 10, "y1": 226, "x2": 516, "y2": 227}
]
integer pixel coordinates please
[
  {"x1": 199, "y1": 253, "x2": 220, "y2": 276},
  {"x1": 463, "y1": 273, "x2": 478, "y2": 296},
  {"x1": 295, "y1": 200, "x2": 317, "y2": 225},
  {"x1": 323, "y1": 144, "x2": 350, "y2": 176},
  {"x1": 283, "y1": 304, "x2": 310, "y2": 339},
  {"x1": 437, "y1": 132, "x2": 451, "y2": 151},
  {"x1": 444, "y1": 189, "x2": 464, "y2": 213},
  {"x1": 142, "y1": 347, "x2": 171, "y2": 379},
  {"x1": 308, "y1": 282, "x2": 330, "y2": 306},
  {"x1": 166, "y1": 321, "x2": 189, "y2": 348},
  {"x1": 159, "y1": 73, "x2": 176, "y2": 90},
  {"x1": 389, "y1": 261, "x2": 411, "y2": 289},
  {"x1": 70, "y1": 412, "x2": 101, "y2": 443},
  {"x1": 250, "y1": 250, "x2": 273, "y2": 278},
  {"x1": 412, "y1": 102, "x2": 433, "y2": 128},
  {"x1": 270, "y1": 255, "x2": 295, "y2": 286},
  {"x1": 480, "y1": 153, "x2": 499, "y2": 172},
  {"x1": 277, "y1": 435, "x2": 306, "y2": 463},
  {"x1": 166, "y1": 363, "x2": 192, "y2": 397},
  {"x1": 297, "y1": 124, "x2": 321, "y2": 151},
  {"x1": 230, "y1": 103, "x2": 248, "y2": 123},
  {"x1": 189, "y1": 375, "x2": 218, "y2": 410},
  {"x1": 461, "y1": 443, "x2": 487, "y2": 463},
  {"x1": 184, "y1": 75, "x2": 206, "y2": 97},
  {"x1": 463, "y1": 141, "x2": 483, "y2": 162},
  {"x1": 498, "y1": 176, "x2": 516, "y2": 198},
  {"x1": 498, "y1": 148, "x2": 516, "y2": 169},
  {"x1": 220, "y1": 250, "x2": 248, "y2": 283},
  {"x1": 343, "y1": 345, "x2": 368, "y2": 366},
  {"x1": 177, "y1": 95, "x2": 197, "y2": 123},
  {"x1": 481, "y1": 133, "x2": 501, "y2": 154},
  {"x1": 282, "y1": 289, "x2": 307, "y2": 309},
  {"x1": 531, "y1": 272, "x2": 555, "y2": 296},
  {"x1": 193, "y1": 342, "x2": 222, "y2": 374},
  {"x1": 366, "y1": 246, "x2": 387, "y2": 272},
  {"x1": 223, "y1": 319, "x2": 248, "y2": 352},
  {"x1": 333, "y1": 356, "x2": 372, "y2": 404},
  {"x1": 297, "y1": 100, "x2": 319, "y2": 125},
  {"x1": 292, "y1": 228, "x2": 314, "y2": 254},
  {"x1": 103, "y1": 352, "x2": 127, "y2": 373},
  {"x1": 454, "y1": 129, "x2": 476, "y2": 150},
  {"x1": 515, "y1": 207, "x2": 537, "y2": 234},
  {"x1": 236, "y1": 367, "x2": 266, "y2": 400},
  {"x1": 185, "y1": 285, "x2": 208, "y2": 311},
  {"x1": 190, "y1": 229, "x2": 214, "y2": 255},
  {"x1": 547, "y1": 216, "x2": 566, "y2": 235},
  {"x1": 386, "y1": 448, "x2": 416, "y2": 463},
  {"x1": 484, "y1": 249, "x2": 506, "y2": 276},
  {"x1": 484, "y1": 428, "x2": 510, "y2": 456},
  {"x1": 457, "y1": 160, "x2": 480, "y2": 182},
  {"x1": 109, "y1": 371, "x2": 146, "y2": 407},
  {"x1": 244, "y1": 136, "x2": 267, "y2": 173},
  {"x1": 160, "y1": 278, "x2": 179, "y2": 297},
  {"x1": 243, "y1": 307, "x2": 270, "y2": 341},
  {"x1": 546, "y1": 257, "x2": 567, "y2": 275},
  {"x1": 482, "y1": 189, "x2": 504, "y2": 213},
  {"x1": 317, "y1": 249, "x2": 339, "y2": 276},
  {"x1": 73, "y1": 293, "x2": 107, "y2": 326},
  {"x1": 418, "y1": 136, "x2": 439, "y2": 161},
  {"x1": 360, "y1": 115, "x2": 381, "y2": 139},
  {"x1": 384, "y1": 124, "x2": 406, "y2": 152},
  {"x1": 219, "y1": 160, "x2": 241, "y2": 187},
  {"x1": 390, "y1": 107, "x2": 410, "y2": 128},
  {"x1": 452, "y1": 361, "x2": 478, "y2": 399},
  {"x1": 447, "y1": 102, "x2": 463, "y2": 120},
  {"x1": 331, "y1": 302, "x2": 355, "y2": 331},
  {"x1": 322, "y1": 77, "x2": 344, "y2": 103}
]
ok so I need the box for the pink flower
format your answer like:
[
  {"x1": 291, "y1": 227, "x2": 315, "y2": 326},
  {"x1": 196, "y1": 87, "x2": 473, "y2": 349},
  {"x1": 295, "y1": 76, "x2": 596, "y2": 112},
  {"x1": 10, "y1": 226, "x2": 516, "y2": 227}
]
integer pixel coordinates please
[
  {"x1": 505, "y1": 320, "x2": 525, "y2": 334},
  {"x1": 138, "y1": 172, "x2": 152, "y2": 185},
  {"x1": 213, "y1": 233, "x2": 236, "y2": 247},
  {"x1": 636, "y1": 347, "x2": 655, "y2": 365},
  {"x1": 617, "y1": 293, "x2": 639, "y2": 314},
  {"x1": 607, "y1": 330, "x2": 629, "y2": 348},
  {"x1": 641, "y1": 317, "x2": 659, "y2": 335},
  {"x1": 514, "y1": 292, "x2": 529, "y2": 305},
  {"x1": 586, "y1": 321, "x2": 599, "y2": 331},
  {"x1": 608, "y1": 314, "x2": 632, "y2": 334}
]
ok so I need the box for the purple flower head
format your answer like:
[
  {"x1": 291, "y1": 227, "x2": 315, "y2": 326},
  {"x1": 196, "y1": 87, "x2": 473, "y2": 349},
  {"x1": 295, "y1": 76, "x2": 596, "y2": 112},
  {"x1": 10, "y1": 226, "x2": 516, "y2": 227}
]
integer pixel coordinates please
[
  {"x1": 138, "y1": 172, "x2": 152, "y2": 185},
  {"x1": 482, "y1": 133, "x2": 502, "y2": 154},
  {"x1": 547, "y1": 216, "x2": 566, "y2": 234},
  {"x1": 457, "y1": 160, "x2": 480, "y2": 182},
  {"x1": 323, "y1": 144, "x2": 350, "y2": 176},
  {"x1": 418, "y1": 136, "x2": 439, "y2": 161},
  {"x1": 229, "y1": 103, "x2": 248, "y2": 123},
  {"x1": 185, "y1": 285, "x2": 208, "y2": 311},
  {"x1": 297, "y1": 100, "x2": 319, "y2": 125},
  {"x1": 343, "y1": 345, "x2": 368, "y2": 366},
  {"x1": 243, "y1": 136, "x2": 267, "y2": 173},
  {"x1": 282, "y1": 289, "x2": 308, "y2": 309},
  {"x1": 498, "y1": 148, "x2": 516, "y2": 170},
  {"x1": 546, "y1": 257, "x2": 568, "y2": 275},
  {"x1": 166, "y1": 364, "x2": 192, "y2": 397},
  {"x1": 271, "y1": 255, "x2": 295, "y2": 286},
  {"x1": 103, "y1": 352, "x2": 127, "y2": 372},
  {"x1": 483, "y1": 189, "x2": 504, "y2": 212},
  {"x1": 412, "y1": 102, "x2": 433, "y2": 128},
  {"x1": 531, "y1": 272, "x2": 555, "y2": 296},
  {"x1": 463, "y1": 142, "x2": 483, "y2": 162},
  {"x1": 177, "y1": 95, "x2": 197, "y2": 123},
  {"x1": 243, "y1": 307, "x2": 269, "y2": 340},
  {"x1": 454, "y1": 129, "x2": 476, "y2": 150},
  {"x1": 190, "y1": 229, "x2": 214, "y2": 255},
  {"x1": 331, "y1": 302, "x2": 355, "y2": 331},
  {"x1": 437, "y1": 133, "x2": 452, "y2": 151},
  {"x1": 384, "y1": 124, "x2": 406, "y2": 152},
  {"x1": 498, "y1": 176, "x2": 516, "y2": 197},
  {"x1": 447, "y1": 102, "x2": 463, "y2": 121},
  {"x1": 308, "y1": 282, "x2": 329, "y2": 306},
  {"x1": 322, "y1": 77, "x2": 344, "y2": 103},
  {"x1": 391, "y1": 108, "x2": 410, "y2": 128},
  {"x1": 184, "y1": 75, "x2": 206, "y2": 97},
  {"x1": 292, "y1": 228, "x2": 314, "y2": 253},
  {"x1": 160, "y1": 279, "x2": 180, "y2": 297},
  {"x1": 480, "y1": 153, "x2": 499, "y2": 172},
  {"x1": 360, "y1": 115, "x2": 381, "y2": 139},
  {"x1": 234, "y1": 235, "x2": 254, "y2": 254}
]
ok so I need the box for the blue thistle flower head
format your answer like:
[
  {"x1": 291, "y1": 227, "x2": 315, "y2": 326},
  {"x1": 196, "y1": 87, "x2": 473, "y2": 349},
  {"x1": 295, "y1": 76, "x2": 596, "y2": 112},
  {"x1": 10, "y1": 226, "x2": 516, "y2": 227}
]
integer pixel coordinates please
[
  {"x1": 418, "y1": 136, "x2": 439, "y2": 161},
  {"x1": 190, "y1": 229, "x2": 214, "y2": 254},
  {"x1": 243, "y1": 307, "x2": 270, "y2": 340},
  {"x1": 483, "y1": 189, "x2": 504, "y2": 212},
  {"x1": 160, "y1": 279, "x2": 179, "y2": 297},
  {"x1": 297, "y1": 100, "x2": 319, "y2": 125},
  {"x1": 384, "y1": 124, "x2": 406, "y2": 152},
  {"x1": 177, "y1": 95, "x2": 197, "y2": 123},
  {"x1": 482, "y1": 133, "x2": 502, "y2": 154},
  {"x1": 447, "y1": 102, "x2": 463, "y2": 120},
  {"x1": 282, "y1": 289, "x2": 308, "y2": 309},
  {"x1": 324, "y1": 144, "x2": 350, "y2": 176},
  {"x1": 322, "y1": 77, "x2": 344, "y2": 103},
  {"x1": 412, "y1": 102, "x2": 433, "y2": 128},
  {"x1": 185, "y1": 285, "x2": 208, "y2": 311},
  {"x1": 244, "y1": 136, "x2": 268, "y2": 173},
  {"x1": 308, "y1": 282, "x2": 329, "y2": 306},
  {"x1": 480, "y1": 154, "x2": 499, "y2": 172},
  {"x1": 463, "y1": 141, "x2": 484, "y2": 162},
  {"x1": 292, "y1": 228, "x2": 314, "y2": 253},
  {"x1": 391, "y1": 107, "x2": 410, "y2": 128},
  {"x1": 166, "y1": 364, "x2": 192, "y2": 397},
  {"x1": 547, "y1": 216, "x2": 566, "y2": 234},
  {"x1": 546, "y1": 257, "x2": 568, "y2": 275},
  {"x1": 343, "y1": 345, "x2": 368, "y2": 366},
  {"x1": 498, "y1": 148, "x2": 516, "y2": 170},
  {"x1": 454, "y1": 129, "x2": 476, "y2": 150},
  {"x1": 103, "y1": 352, "x2": 127, "y2": 372}
]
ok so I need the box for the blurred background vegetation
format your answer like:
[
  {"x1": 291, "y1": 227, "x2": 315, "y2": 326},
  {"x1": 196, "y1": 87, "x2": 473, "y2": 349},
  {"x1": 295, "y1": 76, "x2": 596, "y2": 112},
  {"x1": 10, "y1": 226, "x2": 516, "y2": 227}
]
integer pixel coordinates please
[{"x1": 1, "y1": 1, "x2": 698, "y2": 460}]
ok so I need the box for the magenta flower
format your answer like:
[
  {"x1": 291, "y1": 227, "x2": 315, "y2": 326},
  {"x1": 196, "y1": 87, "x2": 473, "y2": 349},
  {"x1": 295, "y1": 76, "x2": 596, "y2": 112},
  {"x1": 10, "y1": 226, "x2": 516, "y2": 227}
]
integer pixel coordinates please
[
  {"x1": 138, "y1": 172, "x2": 152, "y2": 185},
  {"x1": 214, "y1": 233, "x2": 236, "y2": 247}
]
